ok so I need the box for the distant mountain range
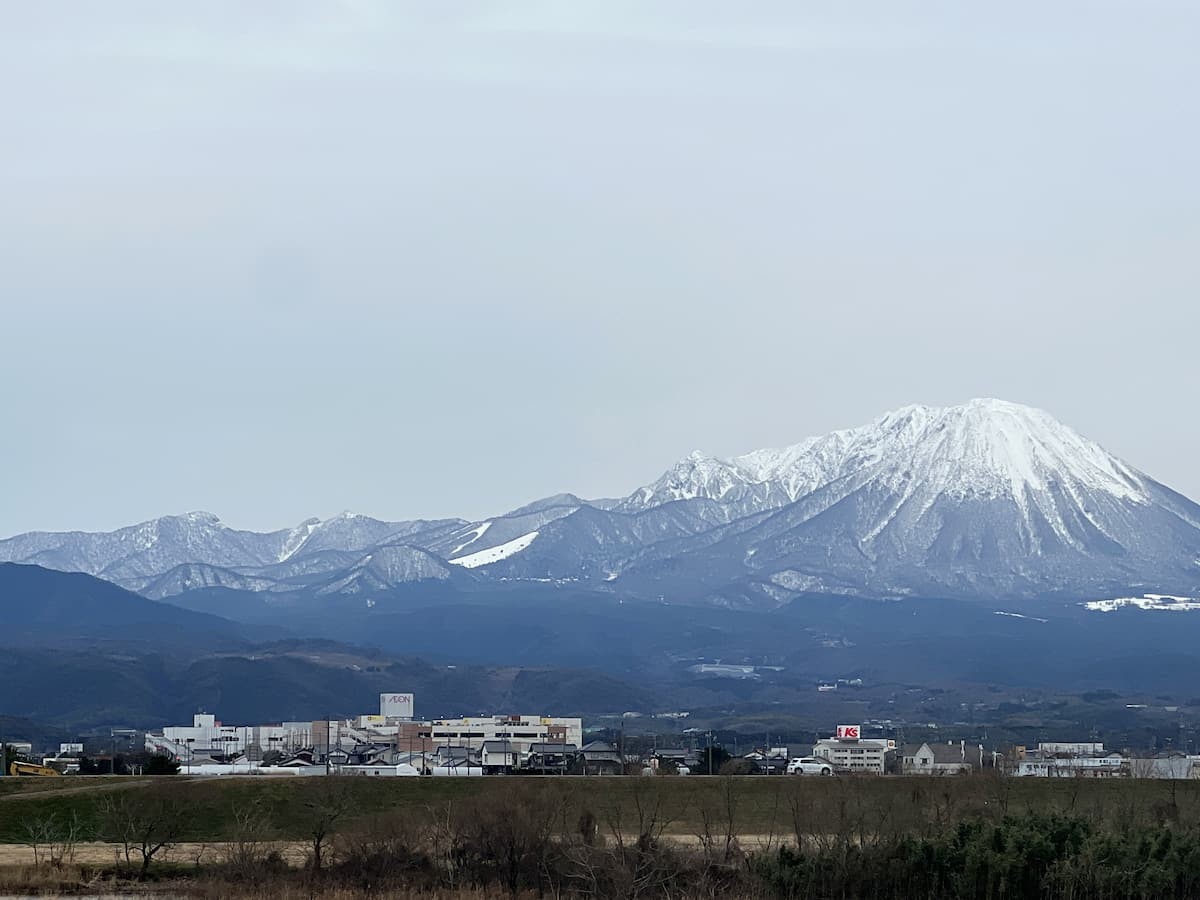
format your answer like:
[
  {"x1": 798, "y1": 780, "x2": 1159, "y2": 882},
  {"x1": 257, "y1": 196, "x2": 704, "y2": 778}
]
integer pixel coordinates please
[
  {"x1": 8, "y1": 562, "x2": 1200, "y2": 735},
  {"x1": 6, "y1": 400, "x2": 1200, "y2": 736},
  {"x1": 3, "y1": 399, "x2": 1199, "y2": 607},
  {"x1": 0, "y1": 565, "x2": 661, "y2": 728}
]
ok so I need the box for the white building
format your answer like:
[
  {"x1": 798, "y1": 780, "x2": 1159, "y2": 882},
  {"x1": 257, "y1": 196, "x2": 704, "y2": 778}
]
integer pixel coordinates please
[
  {"x1": 154, "y1": 714, "x2": 315, "y2": 760},
  {"x1": 1017, "y1": 754, "x2": 1126, "y2": 777},
  {"x1": 424, "y1": 715, "x2": 582, "y2": 756},
  {"x1": 1038, "y1": 742, "x2": 1105, "y2": 756},
  {"x1": 147, "y1": 704, "x2": 583, "y2": 772},
  {"x1": 813, "y1": 727, "x2": 891, "y2": 774},
  {"x1": 338, "y1": 764, "x2": 420, "y2": 777}
]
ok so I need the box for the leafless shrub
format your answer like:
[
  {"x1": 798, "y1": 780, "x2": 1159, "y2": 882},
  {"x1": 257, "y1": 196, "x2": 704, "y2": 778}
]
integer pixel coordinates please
[
  {"x1": 557, "y1": 779, "x2": 692, "y2": 899},
  {"x1": 220, "y1": 797, "x2": 277, "y2": 881},
  {"x1": 331, "y1": 809, "x2": 431, "y2": 888},
  {"x1": 97, "y1": 787, "x2": 186, "y2": 878},
  {"x1": 21, "y1": 810, "x2": 86, "y2": 870},
  {"x1": 457, "y1": 782, "x2": 565, "y2": 896},
  {"x1": 21, "y1": 815, "x2": 53, "y2": 868},
  {"x1": 695, "y1": 776, "x2": 743, "y2": 865}
]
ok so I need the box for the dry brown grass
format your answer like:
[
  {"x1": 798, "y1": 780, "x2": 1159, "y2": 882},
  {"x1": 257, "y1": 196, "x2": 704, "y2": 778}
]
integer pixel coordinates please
[{"x1": 0, "y1": 840, "x2": 309, "y2": 866}]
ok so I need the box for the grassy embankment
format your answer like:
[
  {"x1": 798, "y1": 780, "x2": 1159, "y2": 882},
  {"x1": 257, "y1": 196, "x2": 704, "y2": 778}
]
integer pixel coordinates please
[{"x1": 1, "y1": 773, "x2": 1198, "y2": 843}]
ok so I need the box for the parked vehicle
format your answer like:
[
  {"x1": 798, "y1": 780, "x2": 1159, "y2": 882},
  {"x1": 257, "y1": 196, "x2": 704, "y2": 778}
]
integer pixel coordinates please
[{"x1": 787, "y1": 757, "x2": 834, "y2": 776}]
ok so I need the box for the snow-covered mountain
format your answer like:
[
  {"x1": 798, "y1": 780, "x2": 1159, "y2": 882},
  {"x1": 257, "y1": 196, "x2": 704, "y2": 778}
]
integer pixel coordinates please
[
  {"x1": 607, "y1": 399, "x2": 1200, "y2": 603},
  {"x1": 0, "y1": 511, "x2": 467, "y2": 594},
  {"x1": 621, "y1": 399, "x2": 1147, "y2": 520},
  {"x1": 4, "y1": 400, "x2": 1199, "y2": 606}
]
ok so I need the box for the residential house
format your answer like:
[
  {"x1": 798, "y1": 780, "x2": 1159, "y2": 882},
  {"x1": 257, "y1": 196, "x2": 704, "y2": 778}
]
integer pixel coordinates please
[
  {"x1": 580, "y1": 741, "x2": 623, "y2": 775},
  {"x1": 527, "y1": 742, "x2": 577, "y2": 772},
  {"x1": 902, "y1": 742, "x2": 975, "y2": 775},
  {"x1": 480, "y1": 740, "x2": 520, "y2": 773}
]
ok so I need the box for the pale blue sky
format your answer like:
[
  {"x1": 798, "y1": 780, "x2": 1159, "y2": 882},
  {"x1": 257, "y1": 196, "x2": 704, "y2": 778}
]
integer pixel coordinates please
[{"x1": 3, "y1": 1, "x2": 1198, "y2": 534}]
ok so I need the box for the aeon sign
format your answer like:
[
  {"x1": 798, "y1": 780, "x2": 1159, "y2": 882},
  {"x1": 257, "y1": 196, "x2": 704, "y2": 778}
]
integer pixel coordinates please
[{"x1": 380, "y1": 693, "x2": 414, "y2": 719}]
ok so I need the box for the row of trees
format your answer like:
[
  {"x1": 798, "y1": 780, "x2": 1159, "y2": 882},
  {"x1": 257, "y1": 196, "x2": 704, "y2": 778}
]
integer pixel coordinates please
[{"x1": 75, "y1": 753, "x2": 180, "y2": 775}]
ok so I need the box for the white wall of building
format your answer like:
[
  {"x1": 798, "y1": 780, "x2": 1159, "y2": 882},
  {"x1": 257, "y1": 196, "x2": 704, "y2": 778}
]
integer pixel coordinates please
[
  {"x1": 157, "y1": 715, "x2": 316, "y2": 759},
  {"x1": 148, "y1": 710, "x2": 582, "y2": 766},
  {"x1": 426, "y1": 716, "x2": 583, "y2": 755},
  {"x1": 814, "y1": 737, "x2": 890, "y2": 773}
]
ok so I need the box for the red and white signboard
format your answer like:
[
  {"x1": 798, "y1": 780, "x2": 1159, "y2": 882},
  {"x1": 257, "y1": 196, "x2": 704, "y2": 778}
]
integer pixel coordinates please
[{"x1": 835, "y1": 724, "x2": 860, "y2": 741}]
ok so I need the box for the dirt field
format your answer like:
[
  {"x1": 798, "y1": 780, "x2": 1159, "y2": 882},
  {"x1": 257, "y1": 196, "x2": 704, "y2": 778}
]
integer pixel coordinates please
[
  {"x1": 0, "y1": 833, "x2": 798, "y2": 868},
  {"x1": 0, "y1": 840, "x2": 309, "y2": 866}
]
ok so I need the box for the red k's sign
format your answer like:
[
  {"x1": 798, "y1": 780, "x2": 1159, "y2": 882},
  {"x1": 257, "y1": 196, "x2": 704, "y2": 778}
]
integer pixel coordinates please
[{"x1": 836, "y1": 725, "x2": 860, "y2": 740}]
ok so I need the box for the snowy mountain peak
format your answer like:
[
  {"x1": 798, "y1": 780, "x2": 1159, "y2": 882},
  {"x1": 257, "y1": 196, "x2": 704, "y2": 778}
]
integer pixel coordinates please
[
  {"x1": 867, "y1": 399, "x2": 1147, "y2": 502},
  {"x1": 178, "y1": 511, "x2": 222, "y2": 526},
  {"x1": 640, "y1": 451, "x2": 745, "y2": 504},
  {"x1": 627, "y1": 399, "x2": 1148, "y2": 514}
]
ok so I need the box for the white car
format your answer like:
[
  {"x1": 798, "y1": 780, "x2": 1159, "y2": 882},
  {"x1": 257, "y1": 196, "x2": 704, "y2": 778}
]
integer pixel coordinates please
[{"x1": 787, "y1": 757, "x2": 834, "y2": 776}]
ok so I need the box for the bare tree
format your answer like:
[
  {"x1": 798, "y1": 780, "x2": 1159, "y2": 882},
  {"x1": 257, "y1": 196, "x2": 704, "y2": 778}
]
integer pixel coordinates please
[
  {"x1": 20, "y1": 809, "x2": 86, "y2": 869},
  {"x1": 48, "y1": 810, "x2": 87, "y2": 868},
  {"x1": 786, "y1": 778, "x2": 820, "y2": 851},
  {"x1": 97, "y1": 789, "x2": 185, "y2": 879},
  {"x1": 21, "y1": 816, "x2": 53, "y2": 868},
  {"x1": 426, "y1": 799, "x2": 467, "y2": 889},
  {"x1": 1129, "y1": 756, "x2": 1157, "y2": 780},
  {"x1": 982, "y1": 768, "x2": 1014, "y2": 818},
  {"x1": 303, "y1": 777, "x2": 354, "y2": 873},
  {"x1": 221, "y1": 797, "x2": 274, "y2": 879},
  {"x1": 696, "y1": 776, "x2": 743, "y2": 865},
  {"x1": 574, "y1": 780, "x2": 683, "y2": 899},
  {"x1": 758, "y1": 780, "x2": 784, "y2": 854}
]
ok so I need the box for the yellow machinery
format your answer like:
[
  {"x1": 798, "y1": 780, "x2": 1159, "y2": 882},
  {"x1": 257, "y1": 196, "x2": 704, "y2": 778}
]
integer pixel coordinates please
[{"x1": 8, "y1": 761, "x2": 62, "y2": 777}]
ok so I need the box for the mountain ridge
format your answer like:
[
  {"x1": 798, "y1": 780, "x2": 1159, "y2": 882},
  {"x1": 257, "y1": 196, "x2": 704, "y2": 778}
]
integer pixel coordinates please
[{"x1": 3, "y1": 399, "x2": 1198, "y2": 606}]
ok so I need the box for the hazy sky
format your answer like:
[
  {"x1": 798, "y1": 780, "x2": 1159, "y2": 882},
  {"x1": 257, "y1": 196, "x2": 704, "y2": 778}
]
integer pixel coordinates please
[{"x1": 3, "y1": 1, "x2": 1198, "y2": 535}]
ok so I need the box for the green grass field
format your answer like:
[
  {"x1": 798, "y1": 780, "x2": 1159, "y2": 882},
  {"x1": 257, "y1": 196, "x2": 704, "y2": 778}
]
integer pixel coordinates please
[
  {"x1": 0, "y1": 775, "x2": 127, "y2": 798},
  {"x1": 1, "y1": 773, "x2": 1197, "y2": 843}
]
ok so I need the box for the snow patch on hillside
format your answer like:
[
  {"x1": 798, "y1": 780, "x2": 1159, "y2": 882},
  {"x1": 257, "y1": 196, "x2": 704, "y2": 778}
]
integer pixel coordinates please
[
  {"x1": 994, "y1": 611, "x2": 1048, "y2": 623},
  {"x1": 449, "y1": 531, "x2": 538, "y2": 569},
  {"x1": 1084, "y1": 594, "x2": 1200, "y2": 612},
  {"x1": 449, "y1": 521, "x2": 492, "y2": 557},
  {"x1": 278, "y1": 518, "x2": 322, "y2": 562}
]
